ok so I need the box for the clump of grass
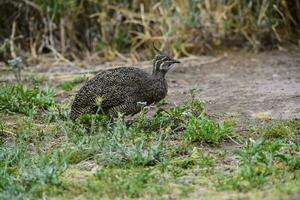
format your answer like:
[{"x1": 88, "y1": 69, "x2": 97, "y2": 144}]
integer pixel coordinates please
[
  {"x1": 254, "y1": 120, "x2": 300, "y2": 141},
  {"x1": 28, "y1": 73, "x2": 48, "y2": 85},
  {"x1": 59, "y1": 76, "x2": 87, "y2": 91},
  {"x1": 89, "y1": 167, "x2": 167, "y2": 198},
  {"x1": 96, "y1": 116, "x2": 167, "y2": 167},
  {"x1": 184, "y1": 114, "x2": 234, "y2": 145},
  {"x1": 257, "y1": 123, "x2": 293, "y2": 140},
  {"x1": 0, "y1": 83, "x2": 54, "y2": 115},
  {"x1": 0, "y1": 144, "x2": 68, "y2": 199},
  {"x1": 163, "y1": 147, "x2": 215, "y2": 178},
  {"x1": 218, "y1": 138, "x2": 300, "y2": 191},
  {"x1": 133, "y1": 95, "x2": 204, "y2": 133}
]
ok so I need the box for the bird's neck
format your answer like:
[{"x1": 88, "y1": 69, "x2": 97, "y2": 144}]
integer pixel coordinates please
[{"x1": 152, "y1": 70, "x2": 166, "y2": 79}]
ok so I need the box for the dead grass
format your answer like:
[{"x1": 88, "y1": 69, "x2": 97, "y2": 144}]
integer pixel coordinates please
[{"x1": 0, "y1": 0, "x2": 299, "y2": 63}]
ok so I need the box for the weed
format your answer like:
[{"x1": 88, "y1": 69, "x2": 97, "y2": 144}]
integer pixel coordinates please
[
  {"x1": 256, "y1": 123, "x2": 293, "y2": 140},
  {"x1": 59, "y1": 76, "x2": 87, "y2": 91},
  {"x1": 162, "y1": 147, "x2": 215, "y2": 178},
  {"x1": 134, "y1": 97, "x2": 203, "y2": 132},
  {"x1": 184, "y1": 114, "x2": 234, "y2": 145},
  {"x1": 254, "y1": 120, "x2": 300, "y2": 141},
  {"x1": 89, "y1": 167, "x2": 167, "y2": 198},
  {"x1": 218, "y1": 138, "x2": 300, "y2": 191},
  {"x1": 0, "y1": 145, "x2": 68, "y2": 199},
  {"x1": 96, "y1": 116, "x2": 167, "y2": 167},
  {"x1": 0, "y1": 83, "x2": 54, "y2": 115},
  {"x1": 29, "y1": 73, "x2": 48, "y2": 85}
]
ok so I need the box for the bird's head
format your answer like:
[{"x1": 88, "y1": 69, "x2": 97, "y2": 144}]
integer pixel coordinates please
[{"x1": 152, "y1": 46, "x2": 180, "y2": 76}]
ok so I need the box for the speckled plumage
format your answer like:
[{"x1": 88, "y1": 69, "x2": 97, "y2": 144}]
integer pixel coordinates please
[{"x1": 70, "y1": 49, "x2": 180, "y2": 120}]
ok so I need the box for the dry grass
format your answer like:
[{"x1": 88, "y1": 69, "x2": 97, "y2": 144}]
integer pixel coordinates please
[{"x1": 0, "y1": 0, "x2": 299, "y2": 62}]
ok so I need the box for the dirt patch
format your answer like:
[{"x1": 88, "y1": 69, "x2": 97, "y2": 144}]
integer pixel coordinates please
[{"x1": 166, "y1": 50, "x2": 300, "y2": 124}]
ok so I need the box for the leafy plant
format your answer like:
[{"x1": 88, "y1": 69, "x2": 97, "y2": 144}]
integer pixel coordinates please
[
  {"x1": 0, "y1": 84, "x2": 54, "y2": 115},
  {"x1": 255, "y1": 121, "x2": 299, "y2": 141},
  {"x1": 90, "y1": 167, "x2": 166, "y2": 198},
  {"x1": 59, "y1": 76, "x2": 87, "y2": 91},
  {"x1": 96, "y1": 116, "x2": 166, "y2": 167},
  {"x1": 218, "y1": 139, "x2": 300, "y2": 191},
  {"x1": 184, "y1": 114, "x2": 234, "y2": 144},
  {"x1": 0, "y1": 145, "x2": 68, "y2": 199}
]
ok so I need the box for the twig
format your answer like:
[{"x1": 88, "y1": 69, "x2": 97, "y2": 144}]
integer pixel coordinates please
[
  {"x1": 74, "y1": 55, "x2": 225, "y2": 75},
  {"x1": 227, "y1": 135, "x2": 242, "y2": 146},
  {"x1": 21, "y1": 0, "x2": 43, "y2": 15},
  {"x1": 10, "y1": 21, "x2": 17, "y2": 59},
  {"x1": 29, "y1": 18, "x2": 38, "y2": 59},
  {"x1": 44, "y1": 15, "x2": 70, "y2": 63},
  {"x1": 60, "y1": 17, "x2": 66, "y2": 54}
]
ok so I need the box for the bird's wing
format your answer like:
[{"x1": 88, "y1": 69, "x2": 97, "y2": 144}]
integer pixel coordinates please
[{"x1": 74, "y1": 68, "x2": 150, "y2": 110}]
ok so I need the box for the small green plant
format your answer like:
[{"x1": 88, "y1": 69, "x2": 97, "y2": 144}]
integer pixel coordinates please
[
  {"x1": 89, "y1": 167, "x2": 166, "y2": 198},
  {"x1": 218, "y1": 138, "x2": 299, "y2": 191},
  {"x1": 96, "y1": 116, "x2": 166, "y2": 167},
  {"x1": 29, "y1": 73, "x2": 48, "y2": 84},
  {"x1": 59, "y1": 76, "x2": 87, "y2": 91},
  {"x1": 255, "y1": 121, "x2": 299, "y2": 141},
  {"x1": 134, "y1": 97, "x2": 203, "y2": 132},
  {"x1": 0, "y1": 83, "x2": 54, "y2": 115},
  {"x1": 184, "y1": 114, "x2": 234, "y2": 145},
  {"x1": 0, "y1": 145, "x2": 68, "y2": 199}
]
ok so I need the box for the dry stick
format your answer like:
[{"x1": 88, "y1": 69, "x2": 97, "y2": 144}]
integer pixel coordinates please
[
  {"x1": 227, "y1": 135, "x2": 242, "y2": 146},
  {"x1": 16, "y1": 55, "x2": 226, "y2": 82},
  {"x1": 60, "y1": 17, "x2": 66, "y2": 54},
  {"x1": 22, "y1": 0, "x2": 43, "y2": 15},
  {"x1": 29, "y1": 19, "x2": 38, "y2": 59},
  {"x1": 46, "y1": 55, "x2": 225, "y2": 81},
  {"x1": 10, "y1": 21, "x2": 17, "y2": 59},
  {"x1": 75, "y1": 54, "x2": 226, "y2": 75},
  {"x1": 46, "y1": 16, "x2": 70, "y2": 63}
]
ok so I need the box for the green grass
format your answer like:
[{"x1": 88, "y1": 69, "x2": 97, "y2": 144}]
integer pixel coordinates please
[
  {"x1": 59, "y1": 76, "x2": 87, "y2": 91},
  {"x1": 184, "y1": 114, "x2": 234, "y2": 145},
  {"x1": 0, "y1": 83, "x2": 299, "y2": 199},
  {"x1": 218, "y1": 139, "x2": 300, "y2": 191},
  {"x1": 254, "y1": 120, "x2": 300, "y2": 141},
  {"x1": 0, "y1": 83, "x2": 54, "y2": 115}
]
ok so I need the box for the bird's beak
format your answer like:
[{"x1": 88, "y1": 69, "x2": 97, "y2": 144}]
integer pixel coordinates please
[{"x1": 171, "y1": 59, "x2": 180, "y2": 65}]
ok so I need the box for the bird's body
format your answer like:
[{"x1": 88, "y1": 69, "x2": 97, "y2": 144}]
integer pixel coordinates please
[{"x1": 70, "y1": 47, "x2": 180, "y2": 120}]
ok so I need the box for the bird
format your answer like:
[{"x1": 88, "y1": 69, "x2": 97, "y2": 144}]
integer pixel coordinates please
[{"x1": 70, "y1": 46, "x2": 180, "y2": 121}]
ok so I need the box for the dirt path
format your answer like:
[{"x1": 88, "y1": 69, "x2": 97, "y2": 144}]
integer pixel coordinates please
[{"x1": 166, "y1": 50, "x2": 300, "y2": 124}]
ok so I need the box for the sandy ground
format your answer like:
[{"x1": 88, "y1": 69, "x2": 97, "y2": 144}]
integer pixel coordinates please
[{"x1": 166, "y1": 50, "x2": 300, "y2": 124}]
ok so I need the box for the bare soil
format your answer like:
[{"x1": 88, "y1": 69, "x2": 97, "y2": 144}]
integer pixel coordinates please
[{"x1": 166, "y1": 50, "x2": 300, "y2": 124}]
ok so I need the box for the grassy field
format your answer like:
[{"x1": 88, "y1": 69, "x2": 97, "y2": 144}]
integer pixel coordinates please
[{"x1": 0, "y1": 81, "x2": 299, "y2": 199}]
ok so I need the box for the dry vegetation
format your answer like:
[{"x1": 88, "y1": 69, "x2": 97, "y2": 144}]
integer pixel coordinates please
[{"x1": 0, "y1": 0, "x2": 299, "y2": 63}]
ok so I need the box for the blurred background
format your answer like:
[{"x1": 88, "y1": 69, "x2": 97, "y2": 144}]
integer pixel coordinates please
[{"x1": 0, "y1": 0, "x2": 299, "y2": 64}]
